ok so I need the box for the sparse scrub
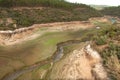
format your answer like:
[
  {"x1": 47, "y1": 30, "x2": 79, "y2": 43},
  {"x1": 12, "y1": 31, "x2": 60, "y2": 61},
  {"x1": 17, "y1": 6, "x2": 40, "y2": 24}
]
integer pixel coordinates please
[
  {"x1": 93, "y1": 24, "x2": 120, "y2": 79},
  {"x1": 93, "y1": 24, "x2": 120, "y2": 45},
  {"x1": 101, "y1": 43, "x2": 120, "y2": 80},
  {"x1": 0, "y1": 0, "x2": 102, "y2": 30},
  {"x1": 0, "y1": 0, "x2": 92, "y2": 10},
  {"x1": 101, "y1": 6, "x2": 120, "y2": 18},
  {"x1": 94, "y1": 35, "x2": 107, "y2": 45}
]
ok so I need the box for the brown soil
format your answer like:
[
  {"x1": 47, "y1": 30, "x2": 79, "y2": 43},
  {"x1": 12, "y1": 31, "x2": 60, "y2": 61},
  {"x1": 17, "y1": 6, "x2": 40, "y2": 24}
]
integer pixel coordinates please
[
  {"x1": 49, "y1": 44, "x2": 109, "y2": 80},
  {"x1": 0, "y1": 16, "x2": 113, "y2": 46},
  {"x1": 0, "y1": 21, "x2": 94, "y2": 46}
]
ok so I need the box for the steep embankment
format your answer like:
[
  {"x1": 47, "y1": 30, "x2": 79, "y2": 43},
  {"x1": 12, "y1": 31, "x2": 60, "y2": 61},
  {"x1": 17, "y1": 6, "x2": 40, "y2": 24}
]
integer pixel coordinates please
[
  {"x1": 2, "y1": 40, "x2": 109, "y2": 80},
  {"x1": 47, "y1": 42, "x2": 109, "y2": 80},
  {"x1": 0, "y1": 21, "x2": 94, "y2": 45},
  {"x1": 0, "y1": 16, "x2": 111, "y2": 46}
]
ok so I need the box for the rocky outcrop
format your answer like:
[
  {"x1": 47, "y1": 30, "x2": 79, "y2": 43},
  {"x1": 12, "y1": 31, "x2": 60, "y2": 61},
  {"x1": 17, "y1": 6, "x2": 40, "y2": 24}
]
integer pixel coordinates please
[
  {"x1": 49, "y1": 43, "x2": 109, "y2": 80},
  {"x1": 0, "y1": 26, "x2": 35, "y2": 45}
]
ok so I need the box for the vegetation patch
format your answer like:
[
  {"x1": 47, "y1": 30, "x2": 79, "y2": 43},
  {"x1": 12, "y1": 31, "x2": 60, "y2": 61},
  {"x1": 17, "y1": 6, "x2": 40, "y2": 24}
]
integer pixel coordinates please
[
  {"x1": 0, "y1": 0, "x2": 102, "y2": 30},
  {"x1": 101, "y1": 6, "x2": 120, "y2": 18},
  {"x1": 93, "y1": 23, "x2": 120, "y2": 79}
]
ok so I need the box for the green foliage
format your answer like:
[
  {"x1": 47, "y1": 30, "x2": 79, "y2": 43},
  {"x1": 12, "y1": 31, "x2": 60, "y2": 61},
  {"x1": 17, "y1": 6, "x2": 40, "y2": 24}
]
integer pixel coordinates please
[
  {"x1": 0, "y1": 0, "x2": 103, "y2": 30},
  {"x1": 15, "y1": 16, "x2": 34, "y2": 27},
  {"x1": 101, "y1": 43, "x2": 120, "y2": 79},
  {"x1": 93, "y1": 25, "x2": 120, "y2": 45},
  {"x1": 0, "y1": 0, "x2": 88, "y2": 10},
  {"x1": 0, "y1": 2, "x2": 102, "y2": 30},
  {"x1": 94, "y1": 25, "x2": 120, "y2": 79},
  {"x1": 94, "y1": 35, "x2": 107, "y2": 45},
  {"x1": 102, "y1": 43, "x2": 120, "y2": 59},
  {"x1": 101, "y1": 6, "x2": 120, "y2": 18}
]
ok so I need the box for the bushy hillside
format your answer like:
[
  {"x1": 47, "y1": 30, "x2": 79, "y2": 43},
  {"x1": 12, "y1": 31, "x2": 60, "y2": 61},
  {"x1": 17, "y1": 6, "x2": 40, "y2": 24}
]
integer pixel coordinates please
[
  {"x1": 93, "y1": 23, "x2": 120, "y2": 79},
  {"x1": 101, "y1": 6, "x2": 120, "y2": 17},
  {"x1": 0, "y1": 0, "x2": 80, "y2": 9},
  {"x1": 0, "y1": 0, "x2": 102, "y2": 30}
]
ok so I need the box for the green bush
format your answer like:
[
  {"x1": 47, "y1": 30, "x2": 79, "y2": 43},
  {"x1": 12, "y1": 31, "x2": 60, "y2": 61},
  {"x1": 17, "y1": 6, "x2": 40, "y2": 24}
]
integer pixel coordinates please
[
  {"x1": 101, "y1": 43, "x2": 120, "y2": 79},
  {"x1": 95, "y1": 35, "x2": 107, "y2": 45},
  {"x1": 15, "y1": 17, "x2": 34, "y2": 27},
  {"x1": 93, "y1": 25, "x2": 120, "y2": 46}
]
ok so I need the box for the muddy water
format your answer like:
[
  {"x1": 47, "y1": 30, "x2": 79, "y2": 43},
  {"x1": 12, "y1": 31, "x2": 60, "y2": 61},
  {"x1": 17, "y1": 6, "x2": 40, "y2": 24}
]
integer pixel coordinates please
[{"x1": 2, "y1": 40, "x2": 81, "y2": 80}]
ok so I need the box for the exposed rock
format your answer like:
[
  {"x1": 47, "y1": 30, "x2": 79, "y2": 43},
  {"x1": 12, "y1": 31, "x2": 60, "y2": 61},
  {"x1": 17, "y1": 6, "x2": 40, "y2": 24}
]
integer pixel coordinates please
[{"x1": 49, "y1": 44, "x2": 109, "y2": 80}]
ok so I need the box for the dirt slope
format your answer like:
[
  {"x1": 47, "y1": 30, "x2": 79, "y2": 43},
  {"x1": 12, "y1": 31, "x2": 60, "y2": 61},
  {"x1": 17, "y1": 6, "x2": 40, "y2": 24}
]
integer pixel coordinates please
[{"x1": 48, "y1": 43, "x2": 109, "y2": 80}]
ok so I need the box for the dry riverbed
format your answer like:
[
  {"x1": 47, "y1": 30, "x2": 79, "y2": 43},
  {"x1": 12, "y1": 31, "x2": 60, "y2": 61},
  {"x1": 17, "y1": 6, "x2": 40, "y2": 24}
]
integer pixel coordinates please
[{"x1": 0, "y1": 17, "x2": 112, "y2": 80}]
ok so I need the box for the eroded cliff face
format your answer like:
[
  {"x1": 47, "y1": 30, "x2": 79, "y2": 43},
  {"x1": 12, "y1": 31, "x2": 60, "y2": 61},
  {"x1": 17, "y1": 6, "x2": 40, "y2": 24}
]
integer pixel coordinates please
[
  {"x1": 0, "y1": 16, "x2": 113, "y2": 46},
  {"x1": 0, "y1": 21, "x2": 94, "y2": 45},
  {"x1": 49, "y1": 44, "x2": 108, "y2": 80},
  {"x1": 0, "y1": 27, "x2": 35, "y2": 45}
]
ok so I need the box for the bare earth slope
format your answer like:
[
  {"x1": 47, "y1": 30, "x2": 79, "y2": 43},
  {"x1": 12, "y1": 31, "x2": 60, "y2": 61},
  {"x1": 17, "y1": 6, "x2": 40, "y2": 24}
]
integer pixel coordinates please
[{"x1": 48, "y1": 43, "x2": 109, "y2": 80}]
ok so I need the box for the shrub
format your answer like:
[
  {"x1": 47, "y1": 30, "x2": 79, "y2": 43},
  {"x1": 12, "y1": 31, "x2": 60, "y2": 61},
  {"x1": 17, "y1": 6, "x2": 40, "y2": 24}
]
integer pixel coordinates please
[
  {"x1": 0, "y1": 0, "x2": 102, "y2": 30},
  {"x1": 95, "y1": 35, "x2": 107, "y2": 45},
  {"x1": 100, "y1": 43, "x2": 120, "y2": 80}
]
